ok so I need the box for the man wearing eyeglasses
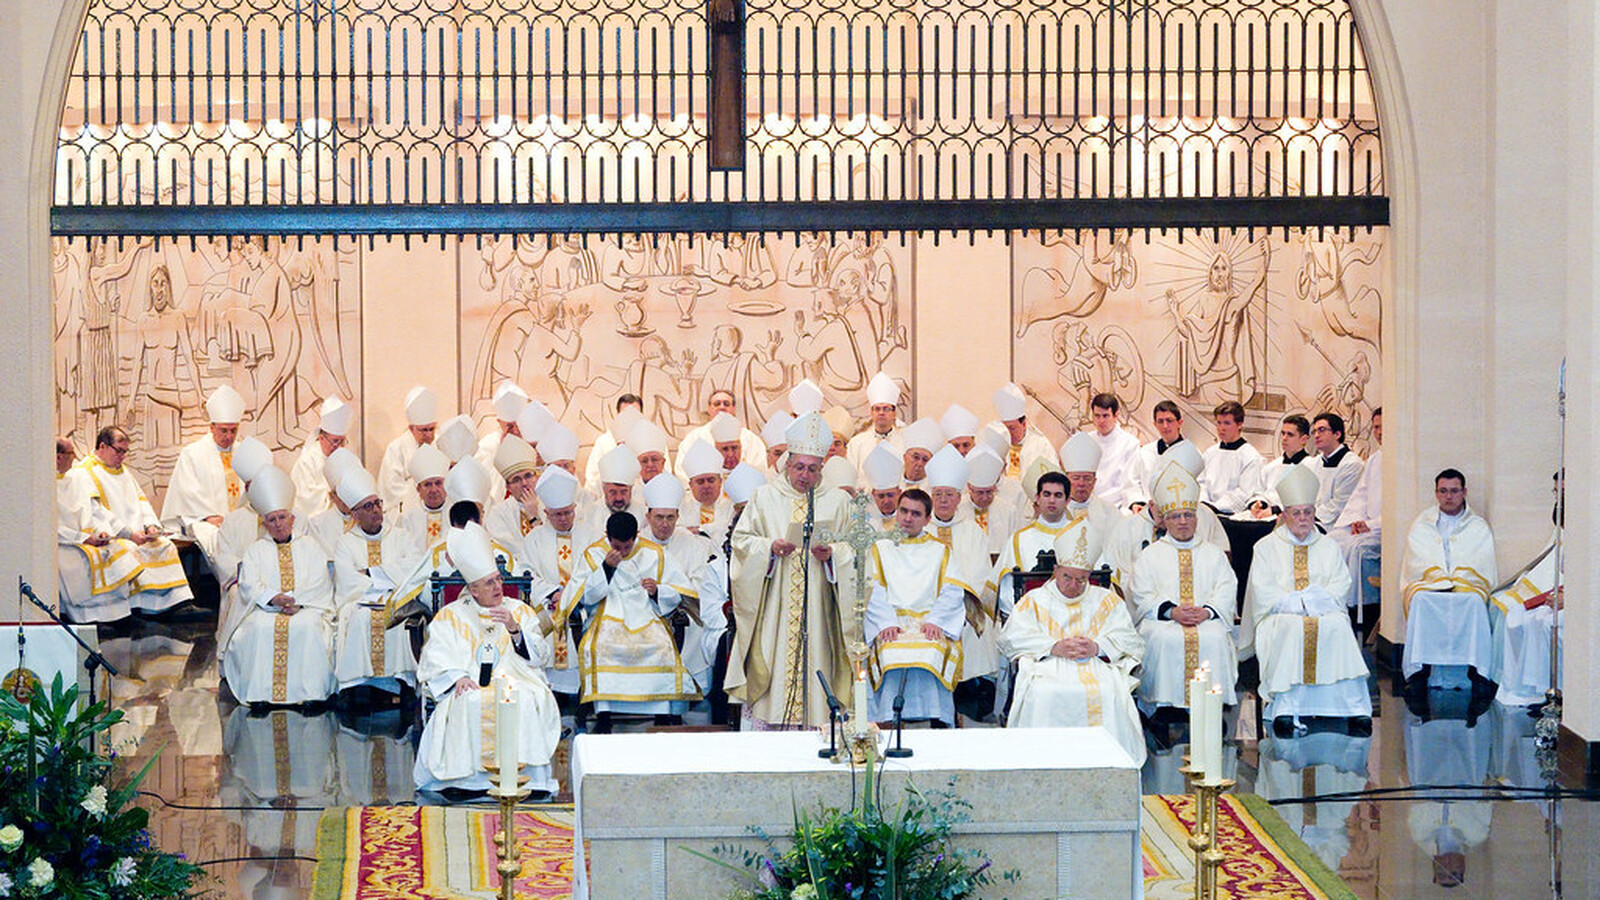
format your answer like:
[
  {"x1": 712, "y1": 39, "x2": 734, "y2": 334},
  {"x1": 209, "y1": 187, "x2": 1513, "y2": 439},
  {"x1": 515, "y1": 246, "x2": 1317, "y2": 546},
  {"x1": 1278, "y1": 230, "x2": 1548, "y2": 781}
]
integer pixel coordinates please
[
  {"x1": 1400, "y1": 469, "x2": 1498, "y2": 690},
  {"x1": 1310, "y1": 412, "x2": 1365, "y2": 528},
  {"x1": 332, "y1": 468, "x2": 417, "y2": 697}
]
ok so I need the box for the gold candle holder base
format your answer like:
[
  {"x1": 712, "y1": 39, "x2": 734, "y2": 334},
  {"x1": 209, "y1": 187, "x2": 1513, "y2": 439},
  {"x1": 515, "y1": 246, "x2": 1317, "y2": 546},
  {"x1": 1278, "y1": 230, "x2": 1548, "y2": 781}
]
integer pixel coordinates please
[
  {"x1": 1179, "y1": 765, "x2": 1235, "y2": 900},
  {"x1": 839, "y1": 724, "x2": 881, "y2": 765},
  {"x1": 485, "y1": 765, "x2": 532, "y2": 900}
]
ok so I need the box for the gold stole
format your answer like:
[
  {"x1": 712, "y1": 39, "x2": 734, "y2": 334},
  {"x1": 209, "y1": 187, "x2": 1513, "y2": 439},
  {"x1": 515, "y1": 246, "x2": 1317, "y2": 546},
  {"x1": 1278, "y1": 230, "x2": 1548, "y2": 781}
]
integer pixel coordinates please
[
  {"x1": 425, "y1": 511, "x2": 442, "y2": 542},
  {"x1": 367, "y1": 537, "x2": 387, "y2": 673},
  {"x1": 520, "y1": 514, "x2": 537, "y2": 536},
  {"x1": 553, "y1": 534, "x2": 573, "y2": 668},
  {"x1": 1177, "y1": 548, "x2": 1200, "y2": 692},
  {"x1": 700, "y1": 506, "x2": 716, "y2": 526},
  {"x1": 974, "y1": 508, "x2": 989, "y2": 531},
  {"x1": 1007, "y1": 445, "x2": 1021, "y2": 478},
  {"x1": 272, "y1": 543, "x2": 296, "y2": 703},
  {"x1": 221, "y1": 450, "x2": 242, "y2": 510},
  {"x1": 1295, "y1": 545, "x2": 1318, "y2": 684},
  {"x1": 780, "y1": 496, "x2": 809, "y2": 725}
]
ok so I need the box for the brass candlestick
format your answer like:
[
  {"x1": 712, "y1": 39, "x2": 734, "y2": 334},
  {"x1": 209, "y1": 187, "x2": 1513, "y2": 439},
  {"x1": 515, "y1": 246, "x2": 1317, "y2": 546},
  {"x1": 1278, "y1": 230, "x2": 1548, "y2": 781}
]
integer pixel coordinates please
[
  {"x1": 1179, "y1": 763, "x2": 1234, "y2": 900},
  {"x1": 486, "y1": 765, "x2": 531, "y2": 900}
]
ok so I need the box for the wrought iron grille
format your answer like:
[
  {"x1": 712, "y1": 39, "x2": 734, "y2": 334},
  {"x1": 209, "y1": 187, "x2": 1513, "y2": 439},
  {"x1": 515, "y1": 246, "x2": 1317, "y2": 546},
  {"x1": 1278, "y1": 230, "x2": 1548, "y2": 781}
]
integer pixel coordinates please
[{"x1": 53, "y1": 0, "x2": 1386, "y2": 235}]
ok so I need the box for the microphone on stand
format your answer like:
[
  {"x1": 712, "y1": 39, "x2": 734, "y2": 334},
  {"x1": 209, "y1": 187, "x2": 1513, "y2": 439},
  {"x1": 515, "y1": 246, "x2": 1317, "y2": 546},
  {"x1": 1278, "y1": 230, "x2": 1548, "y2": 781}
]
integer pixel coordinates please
[
  {"x1": 884, "y1": 667, "x2": 913, "y2": 759},
  {"x1": 816, "y1": 669, "x2": 846, "y2": 759}
]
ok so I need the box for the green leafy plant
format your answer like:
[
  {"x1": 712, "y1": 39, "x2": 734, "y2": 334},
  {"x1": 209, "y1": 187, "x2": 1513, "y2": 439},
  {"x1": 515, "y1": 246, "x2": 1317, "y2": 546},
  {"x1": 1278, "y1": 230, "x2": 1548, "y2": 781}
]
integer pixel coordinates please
[
  {"x1": 688, "y1": 753, "x2": 1018, "y2": 900},
  {"x1": 0, "y1": 674, "x2": 207, "y2": 898}
]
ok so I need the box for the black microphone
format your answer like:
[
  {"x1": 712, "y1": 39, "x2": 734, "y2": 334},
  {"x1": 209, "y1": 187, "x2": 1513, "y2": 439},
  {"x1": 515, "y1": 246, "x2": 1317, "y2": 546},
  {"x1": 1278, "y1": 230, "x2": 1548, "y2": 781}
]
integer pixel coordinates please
[
  {"x1": 816, "y1": 668, "x2": 844, "y2": 715},
  {"x1": 816, "y1": 668, "x2": 845, "y2": 759}
]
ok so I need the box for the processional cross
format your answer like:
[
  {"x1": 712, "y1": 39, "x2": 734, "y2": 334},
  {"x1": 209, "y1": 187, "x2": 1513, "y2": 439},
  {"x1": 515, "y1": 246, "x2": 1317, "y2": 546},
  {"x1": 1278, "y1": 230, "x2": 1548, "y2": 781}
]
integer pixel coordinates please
[{"x1": 818, "y1": 491, "x2": 905, "y2": 666}]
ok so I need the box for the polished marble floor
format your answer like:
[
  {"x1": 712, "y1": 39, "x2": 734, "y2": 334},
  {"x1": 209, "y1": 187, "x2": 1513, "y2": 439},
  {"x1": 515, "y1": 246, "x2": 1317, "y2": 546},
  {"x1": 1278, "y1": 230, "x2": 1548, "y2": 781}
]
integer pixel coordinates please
[{"x1": 92, "y1": 612, "x2": 1595, "y2": 899}]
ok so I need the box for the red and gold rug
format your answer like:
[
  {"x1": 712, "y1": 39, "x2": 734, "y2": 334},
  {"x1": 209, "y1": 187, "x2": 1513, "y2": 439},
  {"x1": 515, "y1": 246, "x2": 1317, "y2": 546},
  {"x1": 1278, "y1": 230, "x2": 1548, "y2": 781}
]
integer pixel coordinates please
[{"x1": 313, "y1": 796, "x2": 1356, "y2": 899}]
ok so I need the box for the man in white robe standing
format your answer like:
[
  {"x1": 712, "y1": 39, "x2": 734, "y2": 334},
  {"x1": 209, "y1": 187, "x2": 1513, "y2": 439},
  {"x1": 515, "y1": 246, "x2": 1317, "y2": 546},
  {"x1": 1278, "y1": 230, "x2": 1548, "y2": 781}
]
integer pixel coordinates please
[
  {"x1": 846, "y1": 371, "x2": 904, "y2": 476},
  {"x1": 1330, "y1": 408, "x2": 1383, "y2": 632},
  {"x1": 582, "y1": 444, "x2": 647, "y2": 533},
  {"x1": 288, "y1": 396, "x2": 353, "y2": 522},
  {"x1": 691, "y1": 464, "x2": 766, "y2": 725},
  {"x1": 330, "y1": 467, "x2": 417, "y2": 696},
  {"x1": 1127, "y1": 400, "x2": 1190, "y2": 506},
  {"x1": 1128, "y1": 461, "x2": 1240, "y2": 712},
  {"x1": 1311, "y1": 412, "x2": 1365, "y2": 529},
  {"x1": 413, "y1": 522, "x2": 561, "y2": 795},
  {"x1": 1401, "y1": 468, "x2": 1499, "y2": 688},
  {"x1": 991, "y1": 382, "x2": 1056, "y2": 481},
  {"x1": 161, "y1": 384, "x2": 248, "y2": 564},
  {"x1": 1088, "y1": 393, "x2": 1144, "y2": 510},
  {"x1": 377, "y1": 386, "x2": 440, "y2": 511},
  {"x1": 1245, "y1": 465, "x2": 1371, "y2": 733},
  {"x1": 864, "y1": 489, "x2": 969, "y2": 727},
  {"x1": 1000, "y1": 517, "x2": 1146, "y2": 764},
  {"x1": 221, "y1": 467, "x2": 337, "y2": 706},
  {"x1": 761, "y1": 411, "x2": 793, "y2": 474}
]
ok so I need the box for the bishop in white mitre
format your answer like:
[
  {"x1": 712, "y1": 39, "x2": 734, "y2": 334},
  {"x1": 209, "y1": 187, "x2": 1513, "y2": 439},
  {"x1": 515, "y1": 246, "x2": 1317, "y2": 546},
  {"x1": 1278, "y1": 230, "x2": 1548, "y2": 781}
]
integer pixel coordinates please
[
  {"x1": 474, "y1": 381, "x2": 530, "y2": 502},
  {"x1": 520, "y1": 466, "x2": 595, "y2": 697},
  {"x1": 859, "y1": 442, "x2": 904, "y2": 531},
  {"x1": 1244, "y1": 465, "x2": 1371, "y2": 728},
  {"x1": 558, "y1": 509, "x2": 701, "y2": 725},
  {"x1": 211, "y1": 437, "x2": 283, "y2": 650},
  {"x1": 1127, "y1": 461, "x2": 1240, "y2": 709},
  {"x1": 864, "y1": 489, "x2": 970, "y2": 727},
  {"x1": 485, "y1": 434, "x2": 543, "y2": 550},
  {"x1": 1400, "y1": 470, "x2": 1498, "y2": 681},
  {"x1": 923, "y1": 447, "x2": 1000, "y2": 703},
  {"x1": 288, "y1": 396, "x2": 353, "y2": 522},
  {"x1": 583, "y1": 405, "x2": 642, "y2": 487},
  {"x1": 330, "y1": 466, "x2": 418, "y2": 694},
  {"x1": 57, "y1": 430, "x2": 193, "y2": 621},
  {"x1": 991, "y1": 382, "x2": 1058, "y2": 481},
  {"x1": 960, "y1": 446, "x2": 1028, "y2": 557},
  {"x1": 413, "y1": 522, "x2": 561, "y2": 794},
  {"x1": 221, "y1": 466, "x2": 337, "y2": 706},
  {"x1": 377, "y1": 386, "x2": 440, "y2": 511},
  {"x1": 677, "y1": 438, "x2": 734, "y2": 534},
  {"x1": 160, "y1": 384, "x2": 247, "y2": 565},
  {"x1": 395, "y1": 442, "x2": 451, "y2": 563},
  {"x1": 302, "y1": 446, "x2": 365, "y2": 557},
  {"x1": 1059, "y1": 432, "x2": 1125, "y2": 538},
  {"x1": 846, "y1": 371, "x2": 905, "y2": 476},
  {"x1": 1000, "y1": 518, "x2": 1146, "y2": 765},
  {"x1": 687, "y1": 463, "x2": 766, "y2": 722}
]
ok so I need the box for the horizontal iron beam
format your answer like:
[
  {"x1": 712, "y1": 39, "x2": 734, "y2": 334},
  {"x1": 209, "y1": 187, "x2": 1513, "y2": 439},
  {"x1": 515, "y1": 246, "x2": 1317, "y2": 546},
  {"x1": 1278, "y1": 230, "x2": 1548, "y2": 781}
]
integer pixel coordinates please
[{"x1": 51, "y1": 196, "x2": 1388, "y2": 237}]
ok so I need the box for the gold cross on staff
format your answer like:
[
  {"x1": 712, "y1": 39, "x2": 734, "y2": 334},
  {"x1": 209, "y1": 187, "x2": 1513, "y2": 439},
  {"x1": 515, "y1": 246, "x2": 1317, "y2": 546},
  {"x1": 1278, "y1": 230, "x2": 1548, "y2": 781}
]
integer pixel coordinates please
[{"x1": 818, "y1": 491, "x2": 905, "y2": 662}]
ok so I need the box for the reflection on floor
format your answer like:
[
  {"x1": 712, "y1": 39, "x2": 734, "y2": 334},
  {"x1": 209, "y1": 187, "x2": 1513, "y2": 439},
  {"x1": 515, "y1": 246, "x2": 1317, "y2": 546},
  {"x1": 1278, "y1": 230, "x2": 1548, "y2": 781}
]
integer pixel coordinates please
[{"x1": 98, "y1": 615, "x2": 1593, "y2": 899}]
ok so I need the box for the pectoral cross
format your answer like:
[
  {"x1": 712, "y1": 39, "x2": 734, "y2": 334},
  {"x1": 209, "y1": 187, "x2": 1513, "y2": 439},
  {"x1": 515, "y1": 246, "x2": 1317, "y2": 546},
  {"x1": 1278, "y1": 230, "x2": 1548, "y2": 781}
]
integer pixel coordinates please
[{"x1": 818, "y1": 491, "x2": 905, "y2": 664}]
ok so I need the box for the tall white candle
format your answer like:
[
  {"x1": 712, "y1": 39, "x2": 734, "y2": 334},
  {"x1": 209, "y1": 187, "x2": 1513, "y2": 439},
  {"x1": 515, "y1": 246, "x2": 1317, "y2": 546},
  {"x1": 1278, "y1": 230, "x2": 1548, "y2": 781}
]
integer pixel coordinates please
[
  {"x1": 496, "y1": 678, "x2": 519, "y2": 794},
  {"x1": 853, "y1": 668, "x2": 870, "y2": 736},
  {"x1": 1202, "y1": 685, "x2": 1224, "y2": 784},
  {"x1": 1188, "y1": 666, "x2": 1211, "y2": 780}
]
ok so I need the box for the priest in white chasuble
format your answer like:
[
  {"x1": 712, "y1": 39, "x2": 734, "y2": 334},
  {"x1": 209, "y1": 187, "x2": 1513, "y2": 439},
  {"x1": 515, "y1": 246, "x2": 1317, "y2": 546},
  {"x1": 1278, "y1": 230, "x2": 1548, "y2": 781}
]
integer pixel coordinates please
[
  {"x1": 221, "y1": 467, "x2": 337, "y2": 706},
  {"x1": 330, "y1": 467, "x2": 417, "y2": 695},
  {"x1": 520, "y1": 465, "x2": 595, "y2": 698},
  {"x1": 395, "y1": 442, "x2": 451, "y2": 563},
  {"x1": 160, "y1": 384, "x2": 247, "y2": 562},
  {"x1": 57, "y1": 429, "x2": 193, "y2": 620},
  {"x1": 1128, "y1": 461, "x2": 1240, "y2": 710},
  {"x1": 413, "y1": 522, "x2": 561, "y2": 795},
  {"x1": 728, "y1": 411, "x2": 859, "y2": 729},
  {"x1": 288, "y1": 396, "x2": 352, "y2": 522},
  {"x1": 864, "y1": 489, "x2": 969, "y2": 727},
  {"x1": 1000, "y1": 518, "x2": 1146, "y2": 765},
  {"x1": 377, "y1": 385, "x2": 440, "y2": 511},
  {"x1": 559, "y1": 510, "x2": 700, "y2": 729},
  {"x1": 1244, "y1": 466, "x2": 1370, "y2": 729},
  {"x1": 485, "y1": 434, "x2": 543, "y2": 550},
  {"x1": 1400, "y1": 468, "x2": 1498, "y2": 681}
]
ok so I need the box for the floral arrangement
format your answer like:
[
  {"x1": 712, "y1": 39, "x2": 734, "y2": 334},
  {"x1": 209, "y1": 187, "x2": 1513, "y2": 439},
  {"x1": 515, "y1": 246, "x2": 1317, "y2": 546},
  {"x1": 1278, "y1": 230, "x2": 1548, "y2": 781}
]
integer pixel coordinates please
[
  {"x1": 0, "y1": 674, "x2": 206, "y2": 898},
  {"x1": 691, "y1": 754, "x2": 1018, "y2": 900}
]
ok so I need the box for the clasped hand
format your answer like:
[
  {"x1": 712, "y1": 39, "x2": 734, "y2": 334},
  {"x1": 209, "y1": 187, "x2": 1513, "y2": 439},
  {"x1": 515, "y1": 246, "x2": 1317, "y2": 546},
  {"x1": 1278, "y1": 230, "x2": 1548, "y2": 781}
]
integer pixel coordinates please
[{"x1": 876, "y1": 622, "x2": 944, "y2": 644}]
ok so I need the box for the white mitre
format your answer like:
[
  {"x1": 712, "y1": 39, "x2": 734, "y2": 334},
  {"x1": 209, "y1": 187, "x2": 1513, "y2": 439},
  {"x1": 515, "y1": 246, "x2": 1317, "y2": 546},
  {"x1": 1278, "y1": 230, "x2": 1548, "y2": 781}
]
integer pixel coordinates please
[
  {"x1": 206, "y1": 384, "x2": 246, "y2": 424},
  {"x1": 866, "y1": 371, "x2": 900, "y2": 407},
  {"x1": 447, "y1": 522, "x2": 499, "y2": 584},
  {"x1": 247, "y1": 466, "x2": 295, "y2": 515},
  {"x1": 643, "y1": 473, "x2": 685, "y2": 510},
  {"x1": 316, "y1": 397, "x2": 353, "y2": 436},
  {"x1": 822, "y1": 406, "x2": 853, "y2": 442},
  {"x1": 901, "y1": 418, "x2": 944, "y2": 454},
  {"x1": 408, "y1": 443, "x2": 450, "y2": 483},
  {"x1": 609, "y1": 407, "x2": 644, "y2": 441},
  {"x1": 1160, "y1": 440, "x2": 1204, "y2": 477},
  {"x1": 925, "y1": 444, "x2": 969, "y2": 490},
  {"x1": 788, "y1": 379, "x2": 825, "y2": 416},
  {"x1": 444, "y1": 457, "x2": 492, "y2": 510},
  {"x1": 708, "y1": 412, "x2": 742, "y2": 444},
  {"x1": 1275, "y1": 464, "x2": 1321, "y2": 509},
  {"x1": 493, "y1": 435, "x2": 539, "y2": 479},
  {"x1": 516, "y1": 399, "x2": 556, "y2": 445},
  {"x1": 977, "y1": 423, "x2": 1010, "y2": 459},
  {"x1": 324, "y1": 446, "x2": 362, "y2": 491},
  {"x1": 1150, "y1": 462, "x2": 1201, "y2": 518},
  {"x1": 862, "y1": 443, "x2": 903, "y2": 491},
  {"x1": 821, "y1": 457, "x2": 856, "y2": 493},
  {"x1": 784, "y1": 411, "x2": 832, "y2": 458},
  {"x1": 492, "y1": 381, "x2": 529, "y2": 423},
  {"x1": 724, "y1": 464, "x2": 766, "y2": 504},
  {"x1": 761, "y1": 411, "x2": 794, "y2": 449},
  {"x1": 536, "y1": 423, "x2": 579, "y2": 464},
  {"x1": 336, "y1": 468, "x2": 378, "y2": 509},
  {"x1": 939, "y1": 405, "x2": 979, "y2": 441},
  {"x1": 435, "y1": 415, "x2": 479, "y2": 463},
  {"x1": 680, "y1": 439, "x2": 723, "y2": 479},
  {"x1": 535, "y1": 466, "x2": 579, "y2": 510},
  {"x1": 966, "y1": 447, "x2": 1004, "y2": 488},
  {"x1": 1051, "y1": 518, "x2": 1104, "y2": 571},
  {"x1": 230, "y1": 436, "x2": 274, "y2": 484},
  {"x1": 597, "y1": 445, "x2": 642, "y2": 485},
  {"x1": 627, "y1": 420, "x2": 670, "y2": 458},
  {"x1": 404, "y1": 386, "x2": 439, "y2": 426},
  {"x1": 1059, "y1": 431, "x2": 1103, "y2": 474},
  {"x1": 1022, "y1": 457, "x2": 1061, "y2": 499},
  {"x1": 992, "y1": 382, "x2": 1027, "y2": 422}
]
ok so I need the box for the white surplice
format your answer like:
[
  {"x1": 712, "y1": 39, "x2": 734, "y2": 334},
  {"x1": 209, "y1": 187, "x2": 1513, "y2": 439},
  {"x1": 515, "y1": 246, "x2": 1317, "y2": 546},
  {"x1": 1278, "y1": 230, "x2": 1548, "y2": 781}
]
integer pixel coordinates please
[
  {"x1": 222, "y1": 534, "x2": 337, "y2": 705},
  {"x1": 331, "y1": 522, "x2": 419, "y2": 691},
  {"x1": 1312, "y1": 446, "x2": 1364, "y2": 528},
  {"x1": 864, "y1": 534, "x2": 969, "y2": 725},
  {"x1": 1200, "y1": 441, "x2": 1266, "y2": 515},
  {"x1": 999, "y1": 581, "x2": 1146, "y2": 765},
  {"x1": 1488, "y1": 528, "x2": 1561, "y2": 706},
  {"x1": 1127, "y1": 536, "x2": 1239, "y2": 707},
  {"x1": 1400, "y1": 505, "x2": 1498, "y2": 678},
  {"x1": 56, "y1": 467, "x2": 190, "y2": 621},
  {"x1": 413, "y1": 597, "x2": 561, "y2": 793},
  {"x1": 1329, "y1": 448, "x2": 1383, "y2": 612},
  {"x1": 1091, "y1": 426, "x2": 1145, "y2": 510}
]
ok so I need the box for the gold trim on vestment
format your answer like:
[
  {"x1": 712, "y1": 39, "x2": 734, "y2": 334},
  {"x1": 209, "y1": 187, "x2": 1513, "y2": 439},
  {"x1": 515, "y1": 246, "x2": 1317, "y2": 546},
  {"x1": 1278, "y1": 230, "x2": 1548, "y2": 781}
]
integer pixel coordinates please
[
  {"x1": 271, "y1": 613, "x2": 292, "y2": 703},
  {"x1": 1178, "y1": 548, "x2": 1199, "y2": 688},
  {"x1": 271, "y1": 710, "x2": 296, "y2": 852},
  {"x1": 1302, "y1": 617, "x2": 1319, "y2": 685},
  {"x1": 780, "y1": 497, "x2": 808, "y2": 726}
]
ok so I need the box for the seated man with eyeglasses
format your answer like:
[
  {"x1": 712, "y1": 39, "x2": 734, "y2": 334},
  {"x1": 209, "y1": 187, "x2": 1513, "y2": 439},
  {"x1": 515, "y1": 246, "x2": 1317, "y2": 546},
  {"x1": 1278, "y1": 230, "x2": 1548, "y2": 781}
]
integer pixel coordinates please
[{"x1": 1400, "y1": 469, "x2": 1498, "y2": 690}]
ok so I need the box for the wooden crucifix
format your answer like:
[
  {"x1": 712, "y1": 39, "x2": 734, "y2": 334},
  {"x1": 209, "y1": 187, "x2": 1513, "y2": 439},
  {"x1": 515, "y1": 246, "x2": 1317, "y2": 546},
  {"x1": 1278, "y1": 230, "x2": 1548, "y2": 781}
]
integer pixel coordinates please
[{"x1": 707, "y1": 0, "x2": 745, "y2": 170}]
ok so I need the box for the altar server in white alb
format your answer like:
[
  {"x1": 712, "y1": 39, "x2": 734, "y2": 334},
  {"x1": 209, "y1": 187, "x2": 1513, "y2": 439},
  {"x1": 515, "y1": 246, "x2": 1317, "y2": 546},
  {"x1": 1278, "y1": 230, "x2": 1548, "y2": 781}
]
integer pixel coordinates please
[
  {"x1": 865, "y1": 489, "x2": 970, "y2": 727},
  {"x1": 222, "y1": 467, "x2": 337, "y2": 706},
  {"x1": 1401, "y1": 469, "x2": 1498, "y2": 682},
  {"x1": 519, "y1": 465, "x2": 596, "y2": 698},
  {"x1": 58, "y1": 427, "x2": 193, "y2": 620},
  {"x1": 1245, "y1": 465, "x2": 1371, "y2": 730},
  {"x1": 985, "y1": 471, "x2": 1079, "y2": 619},
  {"x1": 560, "y1": 510, "x2": 701, "y2": 730},
  {"x1": 991, "y1": 382, "x2": 1057, "y2": 481},
  {"x1": 377, "y1": 385, "x2": 440, "y2": 511},
  {"x1": 161, "y1": 384, "x2": 248, "y2": 560},
  {"x1": 1128, "y1": 461, "x2": 1240, "y2": 710},
  {"x1": 288, "y1": 396, "x2": 353, "y2": 521},
  {"x1": 330, "y1": 466, "x2": 417, "y2": 695},
  {"x1": 1087, "y1": 393, "x2": 1144, "y2": 510},
  {"x1": 1000, "y1": 518, "x2": 1146, "y2": 765},
  {"x1": 413, "y1": 522, "x2": 561, "y2": 794},
  {"x1": 1199, "y1": 400, "x2": 1266, "y2": 516}
]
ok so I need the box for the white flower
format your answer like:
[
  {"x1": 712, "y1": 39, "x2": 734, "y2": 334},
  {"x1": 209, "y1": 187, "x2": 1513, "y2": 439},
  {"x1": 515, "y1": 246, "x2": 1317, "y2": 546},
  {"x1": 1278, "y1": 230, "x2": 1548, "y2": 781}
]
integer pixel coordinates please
[
  {"x1": 26, "y1": 858, "x2": 52, "y2": 888},
  {"x1": 80, "y1": 784, "x2": 108, "y2": 818},
  {"x1": 0, "y1": 872, "x2": 12, "y2": 897},
  {"x1": 110, "y1": 856, "x2": 137, "y2": 887},
  {"x1": 791, "y1": 885, "x2": 818, "y2": 900},
  {"x1": 0, "y1": 826, "x2": 19, "y2": 852}
]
